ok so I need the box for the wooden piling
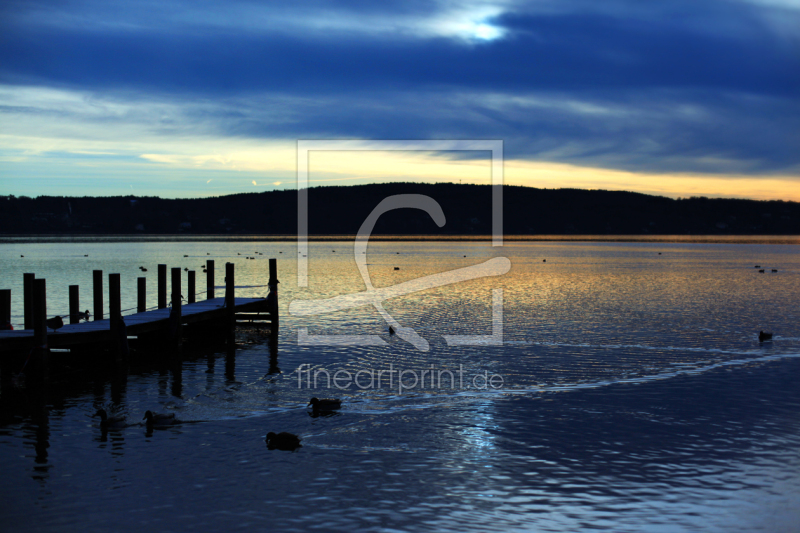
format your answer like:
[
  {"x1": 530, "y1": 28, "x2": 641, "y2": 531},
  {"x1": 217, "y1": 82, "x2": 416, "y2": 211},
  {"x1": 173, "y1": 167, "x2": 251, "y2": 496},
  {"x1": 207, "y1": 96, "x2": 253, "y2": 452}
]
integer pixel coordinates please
[
  {"x1": 158, "y1": 264, "x2": 167, "y2": 309},
  {"x1": 268, "y1": 258, "x2": 279, "y2": 332},
  {"x1": 93, "y1": 270, "x2": 103, "y2": 321},
  {"x1": 0, "y1": 289, "x2": 10, "y2": 327},
  {"x1": 24, "y1": 273, "x2": 34, "y2": 329},
  {"x1": 109, "y1": 274, "x2": 121, "y2": 354},
  {"x1": 206, "y1": 260, "x2": 215, "y2": 300},
  {"x1": 188, "y1": 270, "x2": 196, "y2": 304},
  {"x1": 32, "y1": 278, "x2": 47, "y2": 349},
  {"x1": 69, "y1": 285, "x2": 79, "y2": 324},
  {"x1": 171, "y1": 267, "x2": 182, "y2": 346},
  {"x1": 138, "y1": 277, "x2": 146, "y2": 313},
  {"x1": 225, "y1": 262, "x2": 235, "y2": 340}
]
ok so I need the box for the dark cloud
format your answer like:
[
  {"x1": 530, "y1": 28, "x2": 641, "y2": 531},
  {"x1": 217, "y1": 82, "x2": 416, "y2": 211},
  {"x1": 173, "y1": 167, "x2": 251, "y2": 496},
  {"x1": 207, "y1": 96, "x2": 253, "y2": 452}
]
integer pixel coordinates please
[{"x1": 1, "y1": 0, "x2": 798, "y2": 175}]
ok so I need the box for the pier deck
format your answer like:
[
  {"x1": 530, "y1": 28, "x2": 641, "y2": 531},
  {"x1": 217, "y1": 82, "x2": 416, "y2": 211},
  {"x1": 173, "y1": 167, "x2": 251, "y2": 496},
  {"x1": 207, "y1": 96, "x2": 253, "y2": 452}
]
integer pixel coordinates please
[{"x1": 0, "y1": 297, "x2": 271, "y2": 353}]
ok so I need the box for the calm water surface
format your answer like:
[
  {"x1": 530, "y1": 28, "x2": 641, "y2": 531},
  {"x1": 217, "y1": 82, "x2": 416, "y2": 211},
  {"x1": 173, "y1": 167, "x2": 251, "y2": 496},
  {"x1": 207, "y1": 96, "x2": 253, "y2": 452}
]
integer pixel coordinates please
[{"x1": 1, "y1": 238, "x2": 799, "y2": 532}]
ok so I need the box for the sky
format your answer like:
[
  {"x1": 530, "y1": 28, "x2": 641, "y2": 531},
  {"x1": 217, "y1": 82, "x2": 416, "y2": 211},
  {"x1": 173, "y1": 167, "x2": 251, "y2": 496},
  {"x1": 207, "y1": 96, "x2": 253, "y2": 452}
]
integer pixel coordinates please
[{"x1": 1, "y1": 0, "x2": 799, "y2": 201}]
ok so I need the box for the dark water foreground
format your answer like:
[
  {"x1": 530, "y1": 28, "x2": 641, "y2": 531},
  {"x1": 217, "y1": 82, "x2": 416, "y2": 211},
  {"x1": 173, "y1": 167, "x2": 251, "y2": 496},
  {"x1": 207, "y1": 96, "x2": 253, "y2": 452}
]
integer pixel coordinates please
[
  {"x1": 1, "y1": 336, "x2": 799, "y2": 533},
  {"x1": 1, "y1": 239, "x2": 799, "y2": 531}
]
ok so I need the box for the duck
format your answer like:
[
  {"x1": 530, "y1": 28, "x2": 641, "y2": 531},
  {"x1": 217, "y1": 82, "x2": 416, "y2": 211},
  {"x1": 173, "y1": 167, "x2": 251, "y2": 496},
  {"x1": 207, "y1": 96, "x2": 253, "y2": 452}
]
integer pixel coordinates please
[
  {"x1": 93, "y1": 409, "x2": 127, "y2": 429},
  {"x1": 72, "y1": 309, "x2": 91, "y2": 322},
  {"x1": 308, "y1": 397, "x2": 342, "y2": 411},
  {"x1": 266, "y1": 432, "x2": 302, "y2": 450},
  {"x1": 142, "y1": 410, "x2": 179, "y2": 426},
  {"x1": 388, "y1": 326, "x2": 395, "y2": 335},
  {"x1": 46, "y1": 315, "x2": 64, "y2": 332},
  {"x1": 758, "y1": 331, "x2": 773, "y2": 342}
]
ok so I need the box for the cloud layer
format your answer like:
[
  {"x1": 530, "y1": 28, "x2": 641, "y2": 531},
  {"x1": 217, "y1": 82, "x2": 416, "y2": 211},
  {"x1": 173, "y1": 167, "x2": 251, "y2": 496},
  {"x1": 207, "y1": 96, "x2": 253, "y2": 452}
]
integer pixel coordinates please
[{"x1": 1, "y1": 0, "x2": 799, "y2": 197}]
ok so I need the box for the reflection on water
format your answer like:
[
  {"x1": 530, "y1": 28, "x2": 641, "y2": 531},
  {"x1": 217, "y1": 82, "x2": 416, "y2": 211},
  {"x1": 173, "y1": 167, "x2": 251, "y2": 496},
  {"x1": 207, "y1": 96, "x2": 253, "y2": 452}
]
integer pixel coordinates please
[{"x1": 0, "y1": 238, "x2": 799, "y2": 532}]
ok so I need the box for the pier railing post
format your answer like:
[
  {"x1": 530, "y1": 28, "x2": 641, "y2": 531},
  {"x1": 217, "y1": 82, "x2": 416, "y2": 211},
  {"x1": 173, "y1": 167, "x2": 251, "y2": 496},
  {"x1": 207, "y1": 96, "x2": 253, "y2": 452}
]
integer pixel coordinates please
[
  {"x1": 206, "y1": 260, "x2": 215, "y2": 300},
  {"x1": 138, "y1": 277, "x2": 146, "y2": 313},
  {"x1": 69, "y1": 285, "x2": 79, "y2": 324},
  {"x1": 24, "y1": 273, "x2": 34, "y2": 329},
  {"x1": 171, "y1": 267, "x2": 182, "y2": 347},
  {"x1": 225, "y1": 262, "x2": 235, "y2": 341},
  {"x1": 268, "y1": 258, "x2": 279, "y2": 332},
  {"x1": 32, "y1": 278, "x2": 48, "y2": 366},
  {"x1": 0, "y1": 289, "x2": 10, "y2": 328},
  {"x1": 158, "y1": 264, "x2": 167, "y2": 309},
  {"x1": 109, "y1": 273, "x2": 121, "y2": 356},
  {"x1": 93, "y1": 270, "x2": 103, "y2": 321},
  {"x1": 188, "y1": 270, "x2": 196, "y2": 304}
]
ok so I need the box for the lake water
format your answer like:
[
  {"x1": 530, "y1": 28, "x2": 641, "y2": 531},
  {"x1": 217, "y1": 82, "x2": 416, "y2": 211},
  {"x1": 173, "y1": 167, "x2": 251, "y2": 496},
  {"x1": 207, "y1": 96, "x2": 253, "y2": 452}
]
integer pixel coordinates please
[{"x1": 1, "y1": 238, "x2": 799, "y2": 532}]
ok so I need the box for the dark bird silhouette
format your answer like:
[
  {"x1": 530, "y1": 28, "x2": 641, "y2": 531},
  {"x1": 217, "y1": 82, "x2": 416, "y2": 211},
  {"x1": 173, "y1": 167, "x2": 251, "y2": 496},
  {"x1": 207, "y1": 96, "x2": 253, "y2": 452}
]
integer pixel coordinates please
[
  {"x1": 46, "y1": 315, "x2": 63, "y2": 332},
  {"x1": 389, "y1": 326, "x2": 395, "y2": 335},
  {"x1": 93, "y1": 409, "x2": 127, "y2": 430},
  {"x1": 72, "y1": 309, "x2": 90, "y2": 322},
  {"x1": 759, "y1": 331, "x2": 773, "y2": 342},
  {"x1": 308, "y1": 397, "x2": 342, "y2": 412},
  {"x1": 266, "y1": 432, "x2": 302, "y2": 450},
  {"x1": 754, "y1": 265, "x2": 760, "y2": 268},
  {"x1": 772, "y1": 269, "x2": 778, "y2": 273},
  {"x1": 759, "y1": 269, "x2": 765, "y2": 273},
  {"x1": 143, "y1": 410, "x2": 179, "y2": 426}
]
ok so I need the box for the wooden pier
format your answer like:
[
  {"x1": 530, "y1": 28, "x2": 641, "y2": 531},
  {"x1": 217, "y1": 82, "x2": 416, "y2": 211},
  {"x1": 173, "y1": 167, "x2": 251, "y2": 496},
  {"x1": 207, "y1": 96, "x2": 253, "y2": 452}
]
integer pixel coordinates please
[{"x1": 0, "y1": 259, "x2": 280, "y2": 356}]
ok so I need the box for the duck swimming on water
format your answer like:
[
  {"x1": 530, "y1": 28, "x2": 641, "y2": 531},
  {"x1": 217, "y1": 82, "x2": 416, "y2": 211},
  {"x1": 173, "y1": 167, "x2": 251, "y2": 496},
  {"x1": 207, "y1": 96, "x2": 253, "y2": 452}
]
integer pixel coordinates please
[
  {"x1": 93, "y1": 409, "x2": 127, "y2": 430},
  {"x1": 266, "y1": 432, "x2": 302, "y2": 450},
  {"x1": 143, "y1": 410, "x2": 179, "y2": 426},
  {"x1": 308, "y1": 397, "x2": 342, "y2": 412},
  {"x1": 758, "y1": 331, "x2": 773, "y2": 342}
]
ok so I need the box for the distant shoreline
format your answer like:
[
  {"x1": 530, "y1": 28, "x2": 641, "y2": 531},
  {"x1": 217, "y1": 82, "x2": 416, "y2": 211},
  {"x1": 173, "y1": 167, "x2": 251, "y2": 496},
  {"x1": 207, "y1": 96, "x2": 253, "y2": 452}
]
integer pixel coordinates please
[{"x1": 2, "y1": 234, "x2": 799, "y2": 244}]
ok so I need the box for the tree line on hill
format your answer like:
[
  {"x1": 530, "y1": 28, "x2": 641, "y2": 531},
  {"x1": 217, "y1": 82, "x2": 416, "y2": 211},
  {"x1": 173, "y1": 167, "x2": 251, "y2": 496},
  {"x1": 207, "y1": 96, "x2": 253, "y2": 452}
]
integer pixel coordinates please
[{"x1": 1, "y1": 183, "x2": 798, "y2": 235}]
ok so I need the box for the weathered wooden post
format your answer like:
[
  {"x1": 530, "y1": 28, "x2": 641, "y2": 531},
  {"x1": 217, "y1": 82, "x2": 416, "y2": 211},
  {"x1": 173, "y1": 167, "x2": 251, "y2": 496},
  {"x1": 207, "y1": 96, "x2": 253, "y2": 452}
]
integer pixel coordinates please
[
  {"x1": 69, "y1": 285, "x2": 79, "y2": 324},
  {"x1": 0, "y1": 289, "x2": 10, "y2": 328},
  {"x1": 23, "y1": 273, "x2": 34, "y2": 329},
  {"x1": 138, "y1": 277, "x2": 146, "y2": 313},
  {"x1": 206, "y1": 260, "x2": 215, "y2": 300},
  {"x1": 158, "y1": 264, "x2": 167, "y2": 309},
  {"x1": 171, "y1": 267, "x2": 182, "y2": 347},
  {"x1": 109, "y1": 273, "x2": 121, "y2": 356},
  {"x1": 268, "y1": 258, "x2": 279, "y2": 333},
  {"x1": 93, "y1": 270, "x2": 103, "y2": 321},
  {"x1": 32, "y1": 279, "x2": 47, "y2": 366},
  {"x1": 225, "y1": 262, "x2": 235, "y2": 341},
  {"x1": 188, "y1": 270, "x2": 196, "y2": 304}
]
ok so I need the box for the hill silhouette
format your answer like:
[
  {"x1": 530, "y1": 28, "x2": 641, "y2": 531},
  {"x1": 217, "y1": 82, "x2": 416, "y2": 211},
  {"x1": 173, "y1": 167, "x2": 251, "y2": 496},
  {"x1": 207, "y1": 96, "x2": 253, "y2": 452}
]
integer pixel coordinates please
[{"x1": 2, "y1": 183, "x2": 798, "y2": 235}]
